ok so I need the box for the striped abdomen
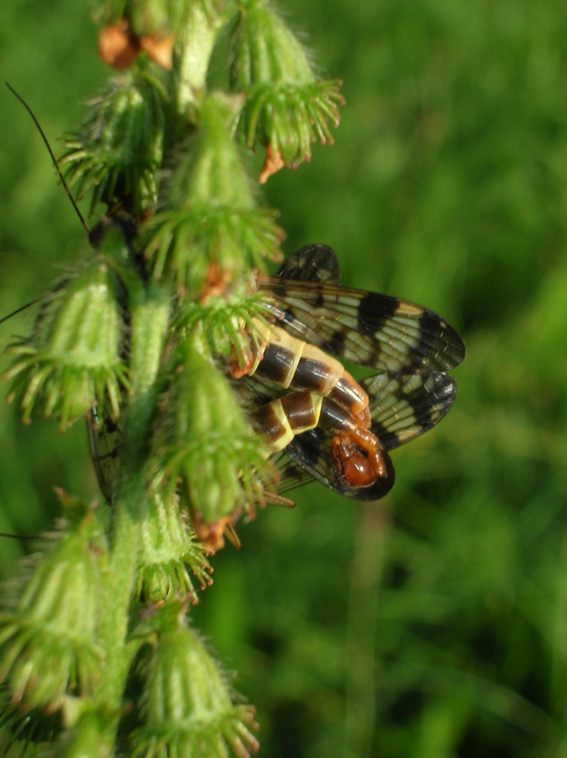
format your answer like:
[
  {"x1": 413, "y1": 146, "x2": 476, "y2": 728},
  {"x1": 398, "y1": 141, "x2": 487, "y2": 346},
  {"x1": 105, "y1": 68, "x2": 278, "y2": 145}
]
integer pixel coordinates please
[{"x1": 247, "y1": 320, "x2": 370, "y2": 425}]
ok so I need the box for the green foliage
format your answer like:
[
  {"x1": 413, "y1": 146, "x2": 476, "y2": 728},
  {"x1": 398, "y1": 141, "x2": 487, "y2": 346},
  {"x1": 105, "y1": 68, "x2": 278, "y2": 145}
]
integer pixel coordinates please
[
  {"x1": 59, "y1": 70, "x2": 167, "y2": 216},
  {"x1": 3, "y1": 260, "x2": 128, "y2": 429},
  {"x1": 1, "y1": 0, "x2": 567, "y2": 757},
  {"x1": 151, "y1": 329, "x2": 273, "y2": 530},
  {"x1": 132, "y1": 601, "x2": 259, "y2": 757}
]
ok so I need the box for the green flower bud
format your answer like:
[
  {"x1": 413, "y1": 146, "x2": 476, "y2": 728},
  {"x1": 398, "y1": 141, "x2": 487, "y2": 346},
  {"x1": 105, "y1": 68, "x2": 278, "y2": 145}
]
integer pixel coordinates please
[
  {"x1": 3, "y1": 262, "x2": 129, "y2": 431},
  {"x1": 0, "y1": 501, "x2": 105, "y2": 711},
  {"x1": 132, "y1": 605, "x2": 259, "y2": 757},
  {"x1": 59, "y1": 70, "x2": 166, "y2": 217},
  {"x1": 141, "y1": 92, "x2": 283, "y2": 295},
  {"x1": 151, "y1": 330, "x2": 272, "y2": 550},
  {"x1": 231, "y1": 0, "x2": 344, "y2": 175},
  {"x1": 136, "y1": 486, "x2": 213, "y2": 602}
]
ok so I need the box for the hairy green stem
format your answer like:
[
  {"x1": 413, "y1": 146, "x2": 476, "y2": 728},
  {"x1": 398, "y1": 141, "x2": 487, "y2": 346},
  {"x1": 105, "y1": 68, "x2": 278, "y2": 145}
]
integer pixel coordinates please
[
  {"x1": 176, "y1": 3, "x2": 227, "y2": 119},
  {"x1": 68, "y1": 281, "x2": 171, "y2": 752}
]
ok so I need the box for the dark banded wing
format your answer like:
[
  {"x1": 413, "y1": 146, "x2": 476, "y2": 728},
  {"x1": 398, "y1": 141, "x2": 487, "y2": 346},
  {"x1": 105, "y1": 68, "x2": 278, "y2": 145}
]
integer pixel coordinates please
[
  {"x1": 87, "y1": 405, "x2": 122, "y2": 504},
  {"x1": 271, "y1": 368, "x2": 456, "y2": 500},
  {"x1": 275, "y1": 243, "x2": 341, "y2": 285},
  {"x1": 361, "y1": 369, "x2": 456, "y2": 451},
  {"x1": 243, "y1": 243, "x2": 465, "y2": 499},
  {"x1": 262, "y1": 246, "x2": 465, "y2": 373}
]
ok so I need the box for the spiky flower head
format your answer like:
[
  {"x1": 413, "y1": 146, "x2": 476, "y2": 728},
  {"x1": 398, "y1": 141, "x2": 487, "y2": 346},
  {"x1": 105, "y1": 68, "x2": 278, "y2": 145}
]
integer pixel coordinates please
[
  {"x1": 136, "y1": 486, "x2": 213, "y2": 602},
  {"x1": 132, "y1": 601, "x2": 259, "y2": 757},
  {"x1": 59, "y1": 69, "x2": 166, "y2": 217},
  {"x1": 141, "y1": 91, "x2": 283, "y2": 295},
  {"x1": 231, "y1": 0, "x2": 344, "y2": 180},
  {"x1": 3, "y1": 260, "x2": 128, "y2": 432},
  {"x1": 150, "y1": 328, "x2": 272, "y2": 551},
  {"x1": 0, "y1": 494, "x2": 105, "y2": 712}
]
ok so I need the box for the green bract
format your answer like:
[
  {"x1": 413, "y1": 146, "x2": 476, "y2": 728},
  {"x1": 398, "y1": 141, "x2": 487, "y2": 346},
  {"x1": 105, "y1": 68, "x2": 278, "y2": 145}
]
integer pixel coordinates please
[
  {"x1": 132, "y1": 603, "x2": 259, "y2": 758},
  {"x1": 151, "y1": 330, "x2": 272, "y2": 533},
  {"x1": 3, "y1": 262, "x2": 128, "y2": 431},
  {"x1": 59, "y1": 70, "x2": 166, "y2": 217},
  {"x1": 141, "y1": 93, "x2": 283, "y2": 294},
  {"x1": 0, "y1": 499, "x2": 105, "y2": 711},
  {"x1": 231, "y1": 0, "x2": 344, "y2": 167},
  {"x1": 136, "y1": 486, "x2": 212, "y2": 602}
]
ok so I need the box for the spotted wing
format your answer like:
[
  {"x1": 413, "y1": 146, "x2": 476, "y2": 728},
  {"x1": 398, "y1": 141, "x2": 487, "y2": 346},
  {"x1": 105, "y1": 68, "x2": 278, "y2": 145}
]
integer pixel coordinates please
[
  {"x1": 251, "y1": 243, "x2": 463, "y2": 499},
  {"x1": 275, "y1": 243, "x2": 341, "y2": 285},
  {"x1": 87, "y1": 405, "x2": 122, "y2": 504},
  {"x1": 262, "y1": 247, "x2": 465, "y2": 373},
  {"x1": 361, "y1": 368, "x2": 457, "y2": 451}
]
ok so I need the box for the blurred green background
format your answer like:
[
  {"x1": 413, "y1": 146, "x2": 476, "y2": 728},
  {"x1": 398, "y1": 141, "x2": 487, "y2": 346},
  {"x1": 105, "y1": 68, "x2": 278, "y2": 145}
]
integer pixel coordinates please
[{"x1": 1, "y1": 1, "x2": 567, "y2": 756}]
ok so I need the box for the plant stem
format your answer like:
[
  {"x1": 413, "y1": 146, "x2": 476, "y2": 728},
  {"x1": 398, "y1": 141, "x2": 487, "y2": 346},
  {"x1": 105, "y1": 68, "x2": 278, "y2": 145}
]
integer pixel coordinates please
[{"x1": 69, "y1": 280, "x2": 171, "y2": 752}]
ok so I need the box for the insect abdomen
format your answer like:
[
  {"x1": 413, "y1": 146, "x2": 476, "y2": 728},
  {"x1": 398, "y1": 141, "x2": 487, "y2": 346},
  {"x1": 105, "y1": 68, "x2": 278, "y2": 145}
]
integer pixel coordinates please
[
  {"x1": 250, "y1": 321, "x2": 368, "y2": 417},
  {"x1": 251, "y1": 391, "x2": 323, "y2": 451}
]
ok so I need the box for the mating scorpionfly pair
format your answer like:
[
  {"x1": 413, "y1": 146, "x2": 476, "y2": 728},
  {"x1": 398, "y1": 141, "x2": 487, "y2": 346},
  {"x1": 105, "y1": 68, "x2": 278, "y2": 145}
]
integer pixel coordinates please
[{"x1": 228, "y1": 242, "x2": 464, "y2": 502}]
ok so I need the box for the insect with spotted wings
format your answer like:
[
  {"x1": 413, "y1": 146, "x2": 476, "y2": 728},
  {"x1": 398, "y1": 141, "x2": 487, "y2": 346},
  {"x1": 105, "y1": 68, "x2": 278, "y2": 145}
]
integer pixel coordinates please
[{"x1": 231, "y1": 241, "x2": 464, "y2": 502}]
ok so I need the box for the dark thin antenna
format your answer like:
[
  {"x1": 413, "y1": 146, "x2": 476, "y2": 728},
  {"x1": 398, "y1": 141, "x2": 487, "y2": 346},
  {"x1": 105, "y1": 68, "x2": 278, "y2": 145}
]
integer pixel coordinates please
[
  {"x1": 1, "y1": 86, "x2": 87, "y2": 543},
  {"x1": 0, "y1": 300, "x2": 38, "y2": 325},
  {"x1": 5, "y1": 81, "x2": 90, "y2": 235}
]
